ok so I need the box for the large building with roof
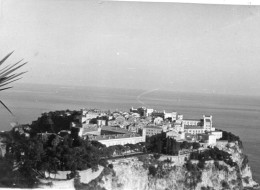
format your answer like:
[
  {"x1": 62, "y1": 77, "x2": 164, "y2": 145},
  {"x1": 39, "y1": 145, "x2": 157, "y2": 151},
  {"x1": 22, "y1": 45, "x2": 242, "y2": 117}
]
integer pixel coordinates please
[
  {"x1": 144, "y1": 125, "x2": 163, "y2": 137},
  {"x1": 77, "y1": 109, "x2": 106, "y2": 125},
  {"x1": 176, "y1": 115, "x2": 216, "y2": 135},
  {"x1": 88, "y1": 129, "x2": 146, "y2": 147}
]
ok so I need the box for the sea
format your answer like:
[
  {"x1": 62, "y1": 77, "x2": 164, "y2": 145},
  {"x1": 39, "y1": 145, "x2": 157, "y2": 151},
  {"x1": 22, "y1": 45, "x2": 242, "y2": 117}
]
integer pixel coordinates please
[{"x1": 0, "y1": 83, "x2": 259, "y2": 183}]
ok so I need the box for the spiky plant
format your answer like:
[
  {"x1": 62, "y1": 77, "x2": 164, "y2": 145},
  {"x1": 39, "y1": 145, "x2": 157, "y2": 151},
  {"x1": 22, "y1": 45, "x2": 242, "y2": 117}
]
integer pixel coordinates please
[{"x1": 0, "y1": 52, "x2": 27, "y2": 115}]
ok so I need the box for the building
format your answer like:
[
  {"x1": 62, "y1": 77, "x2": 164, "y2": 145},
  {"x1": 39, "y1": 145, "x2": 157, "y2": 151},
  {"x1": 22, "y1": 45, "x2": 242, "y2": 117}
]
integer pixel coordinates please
[
  {"x1": 164, "y1": 111, "x2": 177, "y2": 121},
  {"x1": 151, "y1": 110, "x2": 177, "y2": 121},
  {"x1": 203, "y1": 115, "x2": 214, "y2": 131},
  {"x1": 97, "y1": 119, "x2": 107, "y2": 126},
  {"x1": 78, "y1": 109, "x2": 106, "y2": 125},
  {"x1": 88, "y1": 129, "x2": 146, "y2": 147},
  {"x1": 130, "y1": 107, "x2": 138, "y2": 114},
  {"x1": 179, "y1": 115, "x2": 216, "y2": 135},
  {"x1": 154, "y1": 117, "x2": 163, "y2": 125},
  {"x1": 151, "y1": 111, "x2": 165, "y2": 119},
  {"x1": 144, "y1": 125, "x2": 163, "y2": 137},
  {"x1": 210, "y1": 131, "x2": 223, "y2": 139},
  {"x1": 71, "y1": 121, "x2": 101, "y2": 137},
  {"x1": 198, "y1": 133, "x2": 217, "y2": 145},
  {"x1": 166, "y1": 130, "x2": 185, "y2": 141},
  {"x1": 80, "y1": 125, "x2": 101, "y2": 137},
  {"x1": 182, "y1": 119, "x2": 203, "y2": 126},
  {"x1": 130, "y1": 107, "x2": 154, "y2": 117},
  {"x1": 184, "y1": 125, "x2": 205, "y2": 134},
  {"x1": 101, "y1": 126, "x2": 130, "y2": 134}
]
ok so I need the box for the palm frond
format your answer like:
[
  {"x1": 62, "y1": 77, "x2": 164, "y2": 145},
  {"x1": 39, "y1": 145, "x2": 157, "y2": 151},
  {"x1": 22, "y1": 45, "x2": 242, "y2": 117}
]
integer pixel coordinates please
[
  {"x1": 0, "y1": 87, "x2": 13, "y2": 91},
  {"x1": 0, "y1": 71, "x2": 27, "y2": 84},
  {"x1": 0, "y1": 59, "x2": 24, "y2": 74},
  {"x1": 0, "y1": 52, "x2": 27, "y2": 115},
  {"x1": 0, "y1": 51, "x2": 14, "y2": 66},
  {"x1": 0, "y1": 100, "x2": 14, "y2": 115},
  {"x1": 0, "y1": 62, "x2": 27, "y2": 79},
  {"x1": 0, "y1": 78, "x2": 21, "y2": 89}
]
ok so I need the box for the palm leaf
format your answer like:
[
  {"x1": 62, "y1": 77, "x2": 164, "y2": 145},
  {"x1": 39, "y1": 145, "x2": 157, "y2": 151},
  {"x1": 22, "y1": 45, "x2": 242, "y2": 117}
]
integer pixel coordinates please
[
  {"x1": 0, "y1": 51, "x2": 14, "y2": 66},
  {"x1": 0, "y1": 78, "x2": 21, "y2": 89},
  {"x1": 0, "y1": 59, "x2": 24, "y2": 74},
  {"x1": 0, "y1": 86, "x2": 13, "y2": 91},
  {"x1": 0, "y1": 71, "x2": 27, "y2": 84},
  {"x1": 0, "y1": 52, "x2": 27, "y2": 115},
  {"x1": 0, "y1": 100, "x2": 13, "y2": 115},
  {"x1": 0, "y1": 62, "x2": 27, "y2": 79}
]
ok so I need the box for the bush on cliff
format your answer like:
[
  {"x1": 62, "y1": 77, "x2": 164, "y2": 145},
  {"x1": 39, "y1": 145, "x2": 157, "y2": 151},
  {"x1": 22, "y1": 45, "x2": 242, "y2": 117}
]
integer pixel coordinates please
[
  {"x1": 219, "y1": 130, "x2": 243, "y2": 148},
  {"x1": 148, "y1": 165, "x2": 157, "y2": 177},
  {"x1": 190, "y1": 147, "x2": 237, "y2": 167},
  {"x1": 184, "y1": 162, "x2": 202, "y2": 189},
  {"x1": 30, "y1": 110, "x2": 80, "y2": 135}
]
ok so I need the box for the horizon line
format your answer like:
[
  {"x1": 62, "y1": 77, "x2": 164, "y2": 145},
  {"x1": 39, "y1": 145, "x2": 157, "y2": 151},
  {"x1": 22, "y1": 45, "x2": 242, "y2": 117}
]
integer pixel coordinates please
[{"x1": 103, "y1": 0, "x2": 260, "y2": 5}]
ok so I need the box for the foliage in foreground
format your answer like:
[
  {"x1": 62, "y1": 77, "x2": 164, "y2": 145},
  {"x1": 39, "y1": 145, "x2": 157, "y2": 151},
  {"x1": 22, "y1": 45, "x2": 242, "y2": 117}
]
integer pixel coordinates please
[
  {"x1": 0, "y1": 52, "x2": 27, "y2": 115},
  {"x1": 0, "y1": 128, "x2": 146, "y2": 188}
]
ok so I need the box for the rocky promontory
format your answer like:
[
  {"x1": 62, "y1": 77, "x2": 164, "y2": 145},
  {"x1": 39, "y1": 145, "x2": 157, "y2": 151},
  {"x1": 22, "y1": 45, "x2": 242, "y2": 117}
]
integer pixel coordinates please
[{"x1": 79, "y1": 141, "x2": 259, "y2": 190}]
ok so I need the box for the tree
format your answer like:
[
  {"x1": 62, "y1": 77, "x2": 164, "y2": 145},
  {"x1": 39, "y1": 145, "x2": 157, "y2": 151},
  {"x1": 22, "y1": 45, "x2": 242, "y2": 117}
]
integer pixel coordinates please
[
  {"x1": 0, "y1": 52, "x2": 27, "y2": 115},
  {"x1": 192, "y1": 142, "x2": 200, "y2": 149},
  {"x1": 148, "y1": 165, "x2": 157, "y2": 177}
]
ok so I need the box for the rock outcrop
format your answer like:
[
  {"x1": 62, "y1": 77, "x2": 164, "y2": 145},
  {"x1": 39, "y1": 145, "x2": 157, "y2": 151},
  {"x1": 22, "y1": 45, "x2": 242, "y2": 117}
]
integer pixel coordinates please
[{"x1": 89, "y1": 142, "x2": 259, "y2": 190}]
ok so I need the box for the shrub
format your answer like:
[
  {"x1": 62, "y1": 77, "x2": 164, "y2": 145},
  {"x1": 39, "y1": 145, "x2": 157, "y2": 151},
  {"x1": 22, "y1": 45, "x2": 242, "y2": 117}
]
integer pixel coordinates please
[
  {"x1": 214, "y1": 161, "x2": 219, "y2": 169},
  {"x1": 153, "y1": 153, "x2": 161, "y2": 160},
  {"x1": 148, "y1": 165, "x2": 157, "y2": 177},
  {"x1": 197, "y1": 160, "x2": 205, "y2": 170},
  {"x1": 108, "y1": 164, "x2": 113, "y2": 169},
  {"x1": 185, "y1": 160, "x2": 194, "y2": 171},
  {"x1": 221, "y1": 180, "x2": 229, "y2": 189}
]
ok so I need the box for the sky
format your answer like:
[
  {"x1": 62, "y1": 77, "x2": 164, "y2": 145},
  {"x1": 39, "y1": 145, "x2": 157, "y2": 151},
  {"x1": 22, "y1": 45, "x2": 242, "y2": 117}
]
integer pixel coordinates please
[{"x1": 0, "y1": 0, "x2": 260, "y2": 95}]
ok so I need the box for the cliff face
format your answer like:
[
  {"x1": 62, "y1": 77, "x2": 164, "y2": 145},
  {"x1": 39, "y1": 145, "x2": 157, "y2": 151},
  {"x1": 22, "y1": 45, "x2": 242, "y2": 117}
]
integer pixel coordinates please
[
  {"x1": 215, "y1": 141, "x2": 258, "y2": 189},
  {"x1": 93, "y1": 142, "x2": 259, "y2": 190}
]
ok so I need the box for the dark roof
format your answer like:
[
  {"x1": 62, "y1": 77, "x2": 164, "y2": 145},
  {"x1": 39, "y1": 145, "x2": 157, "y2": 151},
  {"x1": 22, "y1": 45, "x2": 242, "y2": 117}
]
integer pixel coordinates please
[
  {"x1": 184, "y1": 125, "x2": 204, "y2": 129},
  {"x1": 88, "y1": 133, "x2": 142, "y2": 141},
  {"x1": 82, "y1": 126, "x2": 99, "y2": 134},
  {"x1": 101, "y1": 126, "x2": 132, "y2": 134},
  {"x1": 145, "y1": 126, "x2": 163, "y2": 130},
  {"x1": 183, "y1": 119, "x2": 201, "y2": 121}
]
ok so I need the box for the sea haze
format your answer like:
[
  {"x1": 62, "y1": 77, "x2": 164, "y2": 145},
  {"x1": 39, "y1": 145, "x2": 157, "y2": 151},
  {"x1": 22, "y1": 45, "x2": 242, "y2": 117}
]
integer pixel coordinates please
[{"x1": 0, "y1": 83, "x2": 259, "y2": 183}]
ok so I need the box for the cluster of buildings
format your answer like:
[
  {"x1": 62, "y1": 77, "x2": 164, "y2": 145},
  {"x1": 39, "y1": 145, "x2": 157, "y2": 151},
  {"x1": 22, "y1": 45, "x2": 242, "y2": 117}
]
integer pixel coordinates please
[{"x1": 69, "y1": 107, "x2": 223, "y2": 147}]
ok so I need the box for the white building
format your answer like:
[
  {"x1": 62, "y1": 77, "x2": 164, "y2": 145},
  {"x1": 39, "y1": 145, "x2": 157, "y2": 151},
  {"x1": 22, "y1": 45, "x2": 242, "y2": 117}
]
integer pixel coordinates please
[
  {"x1": 198, "y1": 133, "x2": 217, "y2": 145},
  {"x1": 166, "y1": 130, "x2": 185, "y2": 141},
  {"x1": 144, "y1": 125, "x2": 163, "y2": 136},
  {"x1": 78, "y1": 109, "x2": 105, "y2": 125},
  {"x1": 154, "y1": 117, "x2": 163, "y2": 125},
  {"x1": 210, "y1": 131, "x2": 223, "y2": 139},
  {"x1": 88, "y1": 129, "x2": 146, "y2": 147},
  {"x1": 177, "y1": 115, "x2": 216, "y2": 135},
  {"x1": 164, "y1": 111, "x2": 177, "y2": 121},
  {"x1": 146, "y1": 108, "x2": 154, "y2": 116}
]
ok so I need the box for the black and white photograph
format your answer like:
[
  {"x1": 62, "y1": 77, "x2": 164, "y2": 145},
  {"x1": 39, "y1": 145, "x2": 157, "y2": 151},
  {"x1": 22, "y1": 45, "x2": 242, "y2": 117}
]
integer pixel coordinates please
[{"x1": 0, "y1": 0, "x2": 260, "y2": 189}]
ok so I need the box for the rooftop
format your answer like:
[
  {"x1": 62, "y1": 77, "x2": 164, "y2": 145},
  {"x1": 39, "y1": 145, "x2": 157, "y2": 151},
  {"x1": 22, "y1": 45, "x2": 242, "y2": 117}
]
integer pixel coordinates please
[
  {"x1": 82, "y1": 126, "x2": 100, "y2": 134},
  {"x1": 145, "y1": 125, "x2": 163, "y2": 130},
  {"x1": 88, "y1": 133, "x2": 142, "y2": 141},
  {"x1": 184, "y1": 125, "x2": 204, "y2": 129},
  {"x1": 183, "y1": 119, "x2": 202, "y2": 121},
  {"x1": 101, "y1": 126, "x2": 132, "y2": 134}
]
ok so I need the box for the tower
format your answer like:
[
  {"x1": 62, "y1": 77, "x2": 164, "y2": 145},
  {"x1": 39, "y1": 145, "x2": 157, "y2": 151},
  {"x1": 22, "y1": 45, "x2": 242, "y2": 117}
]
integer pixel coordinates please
[{"x1": 203, "y1": 115, "x2": 212, "y2": 131}]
